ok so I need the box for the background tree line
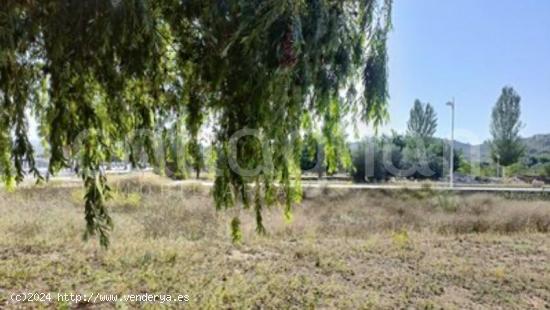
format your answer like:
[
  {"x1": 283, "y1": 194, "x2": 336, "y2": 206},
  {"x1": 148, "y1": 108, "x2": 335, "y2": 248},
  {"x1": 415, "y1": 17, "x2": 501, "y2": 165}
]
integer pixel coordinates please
[{"x1": 300, "y1": 86, "x2": 550, "y2": 182}]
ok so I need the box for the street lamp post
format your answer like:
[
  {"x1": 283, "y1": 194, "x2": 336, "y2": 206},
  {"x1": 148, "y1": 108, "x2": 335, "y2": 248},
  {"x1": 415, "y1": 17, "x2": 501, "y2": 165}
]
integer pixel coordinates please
[
  {"x1": 446, "y1": 99, "x2": 455, "y2": 188},
  {"x1": 496, "y1": 154, "x2": 501, "y2": 178}
]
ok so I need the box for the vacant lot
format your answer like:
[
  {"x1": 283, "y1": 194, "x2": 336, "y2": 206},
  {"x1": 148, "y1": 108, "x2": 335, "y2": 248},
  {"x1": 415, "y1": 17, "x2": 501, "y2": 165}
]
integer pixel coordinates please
[{"x1": 1, "y1": 176, "x2": 549, "y2": 309}]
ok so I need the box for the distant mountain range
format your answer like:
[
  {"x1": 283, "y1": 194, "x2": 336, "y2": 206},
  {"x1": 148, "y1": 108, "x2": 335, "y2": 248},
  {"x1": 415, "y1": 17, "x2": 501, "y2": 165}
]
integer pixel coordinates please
[
  {"x1": 454, "y1": 134, "x2": 550, "y2": 162},
  {"x1": 349, "y1": 134, "x2": 550, "y2": 163}
]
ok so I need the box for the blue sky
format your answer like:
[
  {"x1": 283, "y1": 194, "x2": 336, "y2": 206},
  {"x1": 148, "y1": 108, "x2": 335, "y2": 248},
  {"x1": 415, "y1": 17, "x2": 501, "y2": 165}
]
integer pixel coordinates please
[{"x1": 381, "y1": 0, "x2": 550, "y2": 144}]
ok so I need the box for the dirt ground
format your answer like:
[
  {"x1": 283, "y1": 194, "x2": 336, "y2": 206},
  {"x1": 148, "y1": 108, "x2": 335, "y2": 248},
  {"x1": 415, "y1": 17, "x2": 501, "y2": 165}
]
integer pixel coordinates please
[{"x1": 0, "y1": 178, "x2": 549, "y2": 309}]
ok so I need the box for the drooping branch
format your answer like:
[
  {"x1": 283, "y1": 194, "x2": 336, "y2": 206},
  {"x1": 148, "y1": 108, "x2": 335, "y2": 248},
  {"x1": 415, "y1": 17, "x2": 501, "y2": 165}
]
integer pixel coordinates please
[{"x1": 0, "y1": 0, "x2": 392, "y2": 246}]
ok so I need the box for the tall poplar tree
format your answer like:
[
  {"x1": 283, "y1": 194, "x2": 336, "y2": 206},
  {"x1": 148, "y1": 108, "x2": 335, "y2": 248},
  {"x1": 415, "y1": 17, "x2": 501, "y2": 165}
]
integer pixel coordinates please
[
  {"x1": 407, "y1": 99, "x2": 437, "y2": 139},
  {"x1": 490, "y1": 86, "x2": 525, "y2": 169}
]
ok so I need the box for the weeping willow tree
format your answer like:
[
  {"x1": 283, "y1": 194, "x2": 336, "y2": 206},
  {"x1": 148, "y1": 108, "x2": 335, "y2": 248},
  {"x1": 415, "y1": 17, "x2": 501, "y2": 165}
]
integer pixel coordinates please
[{"x1": 0, "y1": 0, "x2": 392, "y2": 246}]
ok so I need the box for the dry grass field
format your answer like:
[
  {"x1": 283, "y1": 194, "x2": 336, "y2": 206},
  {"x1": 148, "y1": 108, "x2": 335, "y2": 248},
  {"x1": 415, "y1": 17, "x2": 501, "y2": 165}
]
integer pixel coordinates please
[{"x1": 1, "y1": 175, "x2": 549, "y2": 309}]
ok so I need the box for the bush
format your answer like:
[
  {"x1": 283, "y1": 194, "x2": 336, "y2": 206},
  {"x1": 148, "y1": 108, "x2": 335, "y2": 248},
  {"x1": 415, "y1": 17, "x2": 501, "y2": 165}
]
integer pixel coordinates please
[
  {"x1": 351, "y1": 136, "x2": 404, "y2": 182},
  {"x1": 507, "y1": 162, "x2": 528, "y2": 176},
  {"x1": 436, "y1": 192, "x2": 459, "y2": 212},
  {"x1": 351, "y1": 134, "x2": 461, "y2": 182}
]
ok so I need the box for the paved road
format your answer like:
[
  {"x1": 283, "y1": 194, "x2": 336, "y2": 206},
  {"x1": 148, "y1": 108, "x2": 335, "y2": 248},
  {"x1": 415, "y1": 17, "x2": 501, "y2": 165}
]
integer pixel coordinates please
[
  {"x1": 305, "y1": 183, "x2": 547, "y2": 192},
  {"x1": 171, "y1": 180, "x2": 548, "y2": 193},
  {"x1": 16, "y1": 174, "x2": 548, "y2": 193}
]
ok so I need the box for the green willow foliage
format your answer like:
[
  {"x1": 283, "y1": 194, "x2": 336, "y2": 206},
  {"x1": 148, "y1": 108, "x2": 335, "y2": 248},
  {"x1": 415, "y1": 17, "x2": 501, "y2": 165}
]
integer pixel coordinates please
[{"x1": 0, "y1": 0, "x2": 392, "y2": 246}]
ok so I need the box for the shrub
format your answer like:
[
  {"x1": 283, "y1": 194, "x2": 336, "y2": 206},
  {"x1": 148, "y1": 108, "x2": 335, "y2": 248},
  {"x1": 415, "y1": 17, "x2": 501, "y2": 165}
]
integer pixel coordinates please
[
  {"x1": 109, "y1": 191, "x2": 141, "y2": 211},
  {"x1": 351, "y1": 134, "x2": 461, "y2": 182},
  {"x1": 351, "y1": 136, "x2": 404, "y2": 182},
  {"x1": 436, "y1": 192, "x2": 459, "y2": 213}
]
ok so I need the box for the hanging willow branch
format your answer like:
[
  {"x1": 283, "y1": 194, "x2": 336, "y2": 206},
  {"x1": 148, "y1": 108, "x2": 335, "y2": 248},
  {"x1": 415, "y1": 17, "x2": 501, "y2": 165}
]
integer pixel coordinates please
[{"x1": 0, "y1": 0, "x2": 392, "y2": 247}]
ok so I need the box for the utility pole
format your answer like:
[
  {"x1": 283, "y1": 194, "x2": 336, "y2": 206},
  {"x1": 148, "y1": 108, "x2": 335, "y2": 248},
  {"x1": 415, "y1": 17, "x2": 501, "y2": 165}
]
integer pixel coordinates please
[
  {"x1": 446, "y1": 99, "x2": 455, "y2": 188},
  {"x1": 496, "y1": 154, "x2": 500, "y2": 178}
]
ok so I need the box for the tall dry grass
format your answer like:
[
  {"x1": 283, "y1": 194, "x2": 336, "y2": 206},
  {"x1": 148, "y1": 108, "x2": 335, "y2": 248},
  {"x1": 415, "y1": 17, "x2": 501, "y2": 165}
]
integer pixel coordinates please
[
  {"x1": 4, "y1": 176, "x2": 549, "y2": 242},
  {"x1": 1, "y1": 176, "x2": 550, "y2": 309}
]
